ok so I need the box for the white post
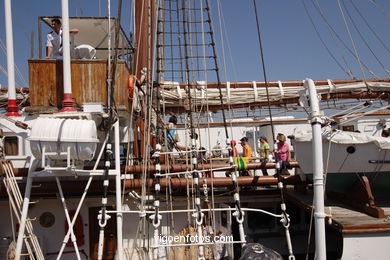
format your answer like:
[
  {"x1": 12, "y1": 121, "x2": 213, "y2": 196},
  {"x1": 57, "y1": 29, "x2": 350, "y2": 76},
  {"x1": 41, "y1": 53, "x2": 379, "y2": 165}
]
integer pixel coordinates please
[
  {"x1": 55, "y1": 177, "x2": 81, "y2": 260},
  {"x1": 57, "y1": 133, "x2": 109, "y2": 259},
  {"x1": 305, "y1": 78, "x2": 327, "y2": 260},
  {"x1": 60, "y1": 0, "x2": 76, "y2": 112},
  {"x1": 4, "y1": 0, "x2": 20, "y2": 116},
  {"x1": 97, "y1": 228, "x2": 105, "y2": 259},
  {"x1": 106, "y1": 0, "x2": 112, "y2": 109},
  {"x1": 15, "y1": 174, "x2": 33, "y2": 260},
  {"x1": 114, "y1": 120, "x2": 123, "y2": 260}
]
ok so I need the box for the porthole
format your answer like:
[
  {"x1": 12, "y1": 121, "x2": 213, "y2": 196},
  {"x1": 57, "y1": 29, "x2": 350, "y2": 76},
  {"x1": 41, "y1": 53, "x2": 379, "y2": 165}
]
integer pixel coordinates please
[
  {"x1": 39, "y1": 212, "x2": 55, "y2": 228},
  {"x1": 346, "y1": 146, "x2": 356, "y2": 154}
]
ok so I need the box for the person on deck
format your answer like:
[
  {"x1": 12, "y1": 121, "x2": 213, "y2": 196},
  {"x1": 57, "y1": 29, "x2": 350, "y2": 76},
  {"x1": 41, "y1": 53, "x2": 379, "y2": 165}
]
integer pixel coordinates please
[
  {"x1": 46, "y1": 19, "x2": 62, "y2": 59},
  {"x1": 276, "y1": 134, "x2": 291, "y2": 175},
  {"x1": 230, "y1": 140, "x2": 238, "y2": 157},
  {"x1": 240, "y1": 137, "x2": 252, "y2": 158},
  {"x1": 258, "y1": 136, "x2": 270, "y2": 176},
  {"x1": 239, "y1": 137, "x2": 252, "y2": 176}
]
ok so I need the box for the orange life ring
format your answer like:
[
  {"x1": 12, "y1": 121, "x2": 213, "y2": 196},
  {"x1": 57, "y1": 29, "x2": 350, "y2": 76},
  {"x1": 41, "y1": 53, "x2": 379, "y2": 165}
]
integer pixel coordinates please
[{"x1": 128, "y1": 75, "x2": 135, "y2": 99}]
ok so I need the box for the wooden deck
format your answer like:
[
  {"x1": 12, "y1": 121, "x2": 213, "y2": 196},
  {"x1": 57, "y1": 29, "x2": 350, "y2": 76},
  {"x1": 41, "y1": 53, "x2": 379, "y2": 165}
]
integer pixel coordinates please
[
  {"x1": 28, "y1": 59, "x2": 130, "y2": 109},
  {"x1": 285, "y1": 189, "x2": 390, "y2": 234}
]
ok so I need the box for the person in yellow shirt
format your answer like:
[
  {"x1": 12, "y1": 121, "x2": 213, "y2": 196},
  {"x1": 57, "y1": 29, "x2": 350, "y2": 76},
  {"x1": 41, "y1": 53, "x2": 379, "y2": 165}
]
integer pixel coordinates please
[
  {"x1": 240, "y1": 137, "x2": 252, "y2": 158},
  {"x1": 238, "y1": 137, "x2": 252, "y2": 176}
]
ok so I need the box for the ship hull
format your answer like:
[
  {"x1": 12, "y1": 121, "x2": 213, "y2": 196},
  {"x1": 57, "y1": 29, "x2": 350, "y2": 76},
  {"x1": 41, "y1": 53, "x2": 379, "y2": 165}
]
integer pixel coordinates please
[{"x1": 294, "y1": 131, "x2": 390, "y2": 196}]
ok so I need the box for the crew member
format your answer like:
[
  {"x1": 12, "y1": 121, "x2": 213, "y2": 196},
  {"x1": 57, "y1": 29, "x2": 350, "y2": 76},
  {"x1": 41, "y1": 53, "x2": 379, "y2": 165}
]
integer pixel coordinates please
[{"x1": 46, "y1": 19, "x2": 62, "y2": 59}]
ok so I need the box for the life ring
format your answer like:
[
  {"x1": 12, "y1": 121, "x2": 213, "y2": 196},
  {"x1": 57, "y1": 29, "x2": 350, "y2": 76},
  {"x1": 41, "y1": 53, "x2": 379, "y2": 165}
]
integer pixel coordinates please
[{"x1": 128, "y1": 75, "x2": 135, "y2": 99}]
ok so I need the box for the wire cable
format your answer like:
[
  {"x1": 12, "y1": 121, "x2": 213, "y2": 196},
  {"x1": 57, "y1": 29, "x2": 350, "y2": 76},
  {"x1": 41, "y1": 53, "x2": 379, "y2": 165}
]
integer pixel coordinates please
[
  {"x1": 341, "y1": 0, "x2": 390, "y2": 76},
  {"x1": 310, "y1": 0, "x2": 377, "y2": 77},
  {"x1": 301, "y1": 0, "x2": 352, "y2": 78},
  {"x1": 349, "y1": 0, "x2": 390, "y2": 55},
  {"x1": 368, "y1": 0, "x2": 390, "y2": 20},
  {"x1": 337, "y1": 0, "x2": 368, "y2": 82}
]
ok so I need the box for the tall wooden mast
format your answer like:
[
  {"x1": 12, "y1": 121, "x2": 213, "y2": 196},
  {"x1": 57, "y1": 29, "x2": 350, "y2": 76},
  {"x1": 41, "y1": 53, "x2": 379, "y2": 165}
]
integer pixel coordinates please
[{"x1": 133, "y1": 0, "x2": 155, "y2": 78}]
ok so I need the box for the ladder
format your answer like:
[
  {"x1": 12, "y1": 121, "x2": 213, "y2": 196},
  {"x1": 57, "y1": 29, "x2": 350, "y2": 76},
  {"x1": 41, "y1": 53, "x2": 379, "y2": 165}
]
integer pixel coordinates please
[{"x1": 2, "y1": 160, "x2": 44, "y2": 260}]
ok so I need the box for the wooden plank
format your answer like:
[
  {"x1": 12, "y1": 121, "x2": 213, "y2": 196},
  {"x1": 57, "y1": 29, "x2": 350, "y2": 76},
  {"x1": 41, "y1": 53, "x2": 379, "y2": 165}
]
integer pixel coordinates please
[
  {"x1": 29, "y1": 60, "x2": 57, "y2": 106},
  {"x1": 285, "y1": 189, "x2": 390, "y2": 233},
  {"x1": 28, "y1": 59, "x2": 130, "y2": 109}
]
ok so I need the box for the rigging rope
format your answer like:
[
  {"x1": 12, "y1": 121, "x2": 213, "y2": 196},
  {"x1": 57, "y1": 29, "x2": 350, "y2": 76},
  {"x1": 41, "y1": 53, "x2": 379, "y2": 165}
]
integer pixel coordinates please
[
  {"x1": 367, "y1": 0, "x2": 390, "y2": 20},
  {"x1": 182, "y1": 2, "x2": 205, "y2": 258},
  {"x1": 0, "y1": 39, "x2": 29, "y2": 87},
  {"x1": 215, "y1": 0, "x2": 237, "y2": 143},
  {"x1": 205, "y1": 0, "x2": 247, "y2": 250},
  {"x1": 253, "y1": 1, "x2": 295, "y2": 259},
  {"x1": 310, "y1": 0, "x2": 377, "y2": 78},
  {"x1": 349, "y1": 0, "x2": 390, "y2": 56},
  {"x1": 163, "y1": 0, "x2": 176, "y2": 243},
  {"x1": 253, "y1": 0, "x2": 275, "y2": 142},
  {"x1": 336, "y1": 0, "x2": 368, "y2": 86},
  {"x1": 110, "y1": 0, "x2": 123, "y2": 118},
  {"x1": 199, "y1": 0, "x2": 217, "y2": 239},
  {"x1": 301, "y1": 0, "x2": 352, "y2": 78}
]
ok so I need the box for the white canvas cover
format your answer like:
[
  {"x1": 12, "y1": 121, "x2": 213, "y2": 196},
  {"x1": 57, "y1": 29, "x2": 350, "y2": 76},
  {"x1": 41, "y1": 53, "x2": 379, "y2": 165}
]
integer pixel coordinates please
[{"x1": 294, "y1": 128, "x2": 390, "y2": 150}]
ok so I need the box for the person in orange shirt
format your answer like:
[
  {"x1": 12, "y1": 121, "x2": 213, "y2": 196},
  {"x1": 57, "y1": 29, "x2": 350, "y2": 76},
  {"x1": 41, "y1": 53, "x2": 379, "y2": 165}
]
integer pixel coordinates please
[
  {"x1": 240, "y1": 137, "x2": 252, "y2": 158},
  {"x1": 239, "y1": 137, "x2": 252, "y2": 176}
]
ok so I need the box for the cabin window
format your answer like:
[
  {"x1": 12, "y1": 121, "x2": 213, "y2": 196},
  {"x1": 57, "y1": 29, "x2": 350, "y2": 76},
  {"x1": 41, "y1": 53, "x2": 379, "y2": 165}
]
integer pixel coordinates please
[
  {"x1": 342, "y1": 125, "x2": 354, "y2": 132},
  {"x1": 4, "y1": 136, "x2": 18, "y2": 156},
  {"x1": 247, "y1": 207, "x2": 275, "y2": 230}
]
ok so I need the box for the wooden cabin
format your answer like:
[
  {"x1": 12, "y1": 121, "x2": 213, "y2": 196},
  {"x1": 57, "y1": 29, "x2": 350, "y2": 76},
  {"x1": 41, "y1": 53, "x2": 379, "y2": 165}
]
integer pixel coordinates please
[
  {"x1": 27, "y1": 16, "x2": 133, "y2": 111},
  {"x1": 28, "y1": 59, "x2": 130, "y2": 109}
]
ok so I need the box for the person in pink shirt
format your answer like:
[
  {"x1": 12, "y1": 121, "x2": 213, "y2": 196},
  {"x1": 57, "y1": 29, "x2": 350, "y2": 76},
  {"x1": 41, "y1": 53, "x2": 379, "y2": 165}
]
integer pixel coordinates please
[{"x1": 276, "y1": 134, "x2": 291, "y2": 175}]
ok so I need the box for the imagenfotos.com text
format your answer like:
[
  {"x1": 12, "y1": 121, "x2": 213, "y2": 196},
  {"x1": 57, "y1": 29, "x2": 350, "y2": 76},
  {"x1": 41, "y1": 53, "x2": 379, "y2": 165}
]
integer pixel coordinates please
[{"x1": 157, "y1": 234, "x2": 233, "y2": 245}]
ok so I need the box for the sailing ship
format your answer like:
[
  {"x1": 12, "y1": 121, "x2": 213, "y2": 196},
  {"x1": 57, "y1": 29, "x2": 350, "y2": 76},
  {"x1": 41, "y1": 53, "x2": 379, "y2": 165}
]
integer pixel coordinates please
[{"x1": 0, "y1": 0, "x2": 390, "y2": 260}]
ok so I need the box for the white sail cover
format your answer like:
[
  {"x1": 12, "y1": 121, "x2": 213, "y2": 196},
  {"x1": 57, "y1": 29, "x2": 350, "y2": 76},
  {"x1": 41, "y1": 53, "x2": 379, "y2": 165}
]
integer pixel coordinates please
[
  {"x1": 294, "y1": 128, "x2": 390, "y2": 150},
  {"x1": 160, "y1": 81, "x2": 390, "y2": 107}
]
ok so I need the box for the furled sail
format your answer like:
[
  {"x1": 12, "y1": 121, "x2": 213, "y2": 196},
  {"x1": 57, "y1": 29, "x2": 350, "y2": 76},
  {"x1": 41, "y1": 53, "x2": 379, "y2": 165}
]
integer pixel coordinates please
[{"x1": 159, "y1": 79, "x2": 390, "y2": 110}]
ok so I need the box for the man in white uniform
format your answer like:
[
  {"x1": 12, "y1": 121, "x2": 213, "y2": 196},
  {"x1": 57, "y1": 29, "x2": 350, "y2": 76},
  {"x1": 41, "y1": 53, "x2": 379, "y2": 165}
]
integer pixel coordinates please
[{"x1": 46, "y1": 19, "x2": 62, "y2": 59}]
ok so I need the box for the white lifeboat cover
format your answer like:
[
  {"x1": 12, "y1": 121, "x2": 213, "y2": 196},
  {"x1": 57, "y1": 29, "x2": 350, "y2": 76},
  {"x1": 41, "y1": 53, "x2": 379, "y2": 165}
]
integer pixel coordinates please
[
  {"x1": 294, "y1": 128, "x2": 390, "y2": 150},
  {"x1": 29, "y1": 117, "x2": 99, "y2": 161}
]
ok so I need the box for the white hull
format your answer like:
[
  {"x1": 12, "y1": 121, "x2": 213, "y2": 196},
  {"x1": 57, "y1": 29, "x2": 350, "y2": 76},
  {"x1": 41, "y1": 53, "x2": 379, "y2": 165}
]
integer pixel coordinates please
[{"x1": 294, "y1": 130, "x2": 390, "y2": 174}]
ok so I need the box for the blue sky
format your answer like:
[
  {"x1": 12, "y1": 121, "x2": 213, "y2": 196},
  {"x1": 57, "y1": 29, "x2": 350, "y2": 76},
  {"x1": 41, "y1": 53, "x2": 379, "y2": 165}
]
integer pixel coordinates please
[{"x1": 0, "y1": 0, "x2": 389, "y2": 87}]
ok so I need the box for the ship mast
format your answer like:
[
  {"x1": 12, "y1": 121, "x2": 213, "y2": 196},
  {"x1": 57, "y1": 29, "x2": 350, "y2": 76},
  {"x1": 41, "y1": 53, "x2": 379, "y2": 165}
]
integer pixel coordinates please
[{"x1": 4, "y1": 0, "x2": 20, "y2": 116}]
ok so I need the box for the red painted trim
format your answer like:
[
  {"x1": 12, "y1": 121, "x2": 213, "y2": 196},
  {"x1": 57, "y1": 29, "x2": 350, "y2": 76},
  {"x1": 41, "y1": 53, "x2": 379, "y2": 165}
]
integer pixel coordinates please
[
  {"x1": 6, "y1": 99, "x2": 21, "y2": 116},
  {"x1": 60, "y1": 93, "x2": 77, "y2": 112}
]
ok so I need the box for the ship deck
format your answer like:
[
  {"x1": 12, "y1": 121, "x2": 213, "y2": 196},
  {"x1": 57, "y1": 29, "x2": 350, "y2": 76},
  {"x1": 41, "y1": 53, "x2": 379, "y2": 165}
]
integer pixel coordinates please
[{"x1": 285, "y1": 188, "x2": 390, "y2": 234}]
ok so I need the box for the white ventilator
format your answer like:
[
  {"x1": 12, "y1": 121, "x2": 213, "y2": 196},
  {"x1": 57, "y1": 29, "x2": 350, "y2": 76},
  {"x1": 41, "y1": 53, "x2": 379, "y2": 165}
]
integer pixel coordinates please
[{"x1": 75, "y1": 44, "x2": 97, "y2": 59}]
